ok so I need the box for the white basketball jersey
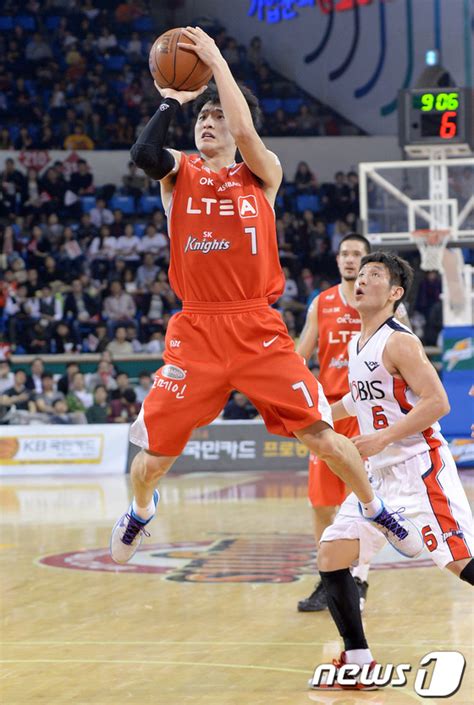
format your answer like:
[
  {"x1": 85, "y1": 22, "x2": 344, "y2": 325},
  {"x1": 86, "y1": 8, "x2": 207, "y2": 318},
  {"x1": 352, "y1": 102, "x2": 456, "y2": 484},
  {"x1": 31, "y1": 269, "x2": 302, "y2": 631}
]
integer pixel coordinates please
[{"x1": 344, "y1": 317, "x2": 447, "y2": 470}]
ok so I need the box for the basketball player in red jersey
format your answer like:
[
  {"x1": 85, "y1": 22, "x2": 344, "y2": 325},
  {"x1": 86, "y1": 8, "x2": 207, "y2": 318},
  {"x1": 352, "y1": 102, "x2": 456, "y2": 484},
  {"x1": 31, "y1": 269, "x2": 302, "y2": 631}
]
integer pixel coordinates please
[
  {"x1": 110, "y1": 26, "x2": 422, "y2": 565},
  {"x1": 297, "y1": 234, "x2": 411, "y2": 612}
]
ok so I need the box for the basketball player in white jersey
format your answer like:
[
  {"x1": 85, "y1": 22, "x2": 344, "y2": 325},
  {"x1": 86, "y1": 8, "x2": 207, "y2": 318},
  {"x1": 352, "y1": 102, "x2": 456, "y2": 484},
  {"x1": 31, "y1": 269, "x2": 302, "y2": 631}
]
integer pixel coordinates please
[
  {"x1": 309, "y1": 252, "x2": 474, "y2": 691},
  {"x1": 297, "y1": 234, "x2": 410, "y2": 613}
]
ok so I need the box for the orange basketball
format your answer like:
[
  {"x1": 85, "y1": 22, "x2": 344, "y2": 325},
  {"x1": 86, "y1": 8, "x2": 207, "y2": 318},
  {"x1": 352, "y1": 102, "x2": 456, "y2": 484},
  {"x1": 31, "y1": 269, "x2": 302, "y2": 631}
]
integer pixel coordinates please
[{"x1": 149, "y1": 28, "x2": 213, "y2": 92}]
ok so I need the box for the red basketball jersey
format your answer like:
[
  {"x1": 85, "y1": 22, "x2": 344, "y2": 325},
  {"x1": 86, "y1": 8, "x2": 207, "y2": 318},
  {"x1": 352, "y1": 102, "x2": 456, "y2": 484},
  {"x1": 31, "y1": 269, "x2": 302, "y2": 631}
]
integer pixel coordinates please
[
  {"x1": 167, "y1": 153, "x2": 285, "y2": 302},
  {"x1": 316, "y1": 284, "x2": 361, "y2": 401}
]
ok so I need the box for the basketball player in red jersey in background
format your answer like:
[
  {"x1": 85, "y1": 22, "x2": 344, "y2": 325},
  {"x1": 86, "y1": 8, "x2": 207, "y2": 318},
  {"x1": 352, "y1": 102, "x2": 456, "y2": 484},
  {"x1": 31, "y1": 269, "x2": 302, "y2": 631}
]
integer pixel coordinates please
[
  {"x1": 110, "y1": 26, "x2": 422, "y2": 567},
  {"x1": 297, "y1": 234, "x2": 412, "y2": 613}
]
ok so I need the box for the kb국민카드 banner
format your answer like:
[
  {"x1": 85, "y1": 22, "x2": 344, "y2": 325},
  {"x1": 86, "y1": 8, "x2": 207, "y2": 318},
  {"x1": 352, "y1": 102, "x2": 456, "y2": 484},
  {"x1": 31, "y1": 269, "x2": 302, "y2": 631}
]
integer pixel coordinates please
[{"x1": 0, "y1": 425, "x2": 129, "y2": 475}]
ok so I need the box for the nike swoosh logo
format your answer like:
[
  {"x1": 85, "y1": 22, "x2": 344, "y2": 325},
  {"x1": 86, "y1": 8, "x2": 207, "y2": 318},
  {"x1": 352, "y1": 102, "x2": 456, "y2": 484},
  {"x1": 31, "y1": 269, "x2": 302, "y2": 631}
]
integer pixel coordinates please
[{"x1": 263, "y1": 335, "x2": 279, "y2": 348}]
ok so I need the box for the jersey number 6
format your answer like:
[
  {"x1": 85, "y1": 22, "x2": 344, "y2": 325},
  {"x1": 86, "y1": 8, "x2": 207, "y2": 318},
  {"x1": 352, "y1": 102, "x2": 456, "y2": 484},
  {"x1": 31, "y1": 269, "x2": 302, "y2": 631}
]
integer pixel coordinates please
[{"x1": 372, "y1": 405, "x2": 389, "y2": 429}]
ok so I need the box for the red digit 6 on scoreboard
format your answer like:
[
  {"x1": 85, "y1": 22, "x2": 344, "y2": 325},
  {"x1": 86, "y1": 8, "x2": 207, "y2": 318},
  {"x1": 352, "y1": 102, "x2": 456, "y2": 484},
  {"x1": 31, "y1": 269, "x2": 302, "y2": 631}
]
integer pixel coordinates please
[{"x1": 440, "y1": 111, "x2": 457, "y2": 139}]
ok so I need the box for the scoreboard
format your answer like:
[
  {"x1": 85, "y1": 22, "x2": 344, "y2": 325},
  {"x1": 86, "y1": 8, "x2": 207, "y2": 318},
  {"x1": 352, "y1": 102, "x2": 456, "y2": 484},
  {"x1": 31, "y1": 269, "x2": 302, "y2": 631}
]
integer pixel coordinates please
[{"x1": 398, "y1": 88, "x2": 474, "y2": 155}]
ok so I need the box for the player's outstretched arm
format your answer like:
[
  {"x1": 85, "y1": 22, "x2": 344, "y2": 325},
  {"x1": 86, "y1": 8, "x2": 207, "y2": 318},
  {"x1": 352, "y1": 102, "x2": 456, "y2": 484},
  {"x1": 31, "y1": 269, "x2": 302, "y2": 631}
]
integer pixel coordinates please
[
  {"x1": 296, "y1": 296, "x2": 319, "y2": 362},
  {"x1": 130, "y1": 82, "x2": 206, "y2": 180},
  {"x1": 179, "y1": 27, "x2": 282, "y2": 193},
  {"x1": 130, "y1": 81, "x2": 207, "y2": 209},
  {"x1": 353, "y1": 332, "x2": 450, "y2": 457}
]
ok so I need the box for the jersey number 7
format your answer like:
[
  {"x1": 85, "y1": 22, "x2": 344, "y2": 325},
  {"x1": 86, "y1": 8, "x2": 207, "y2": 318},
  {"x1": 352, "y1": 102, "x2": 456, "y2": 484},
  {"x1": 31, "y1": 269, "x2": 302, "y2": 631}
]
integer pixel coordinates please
[{"x1": 244, "y1": 226, "x2": 257, "y2": 255}]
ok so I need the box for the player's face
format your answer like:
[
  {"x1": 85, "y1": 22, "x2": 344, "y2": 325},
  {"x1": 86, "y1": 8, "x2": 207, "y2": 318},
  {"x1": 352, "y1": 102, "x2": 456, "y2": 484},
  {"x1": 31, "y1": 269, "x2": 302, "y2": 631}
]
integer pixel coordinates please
[
  {"x1": 354, "y1": 262, "x2": 402, "y2": 311},
  {"x1": 336, "y1": 240, "x2": 368, "y2": 281},
  {"x1": 195, "y1": 102, "x2": 236, "y2": 158}
]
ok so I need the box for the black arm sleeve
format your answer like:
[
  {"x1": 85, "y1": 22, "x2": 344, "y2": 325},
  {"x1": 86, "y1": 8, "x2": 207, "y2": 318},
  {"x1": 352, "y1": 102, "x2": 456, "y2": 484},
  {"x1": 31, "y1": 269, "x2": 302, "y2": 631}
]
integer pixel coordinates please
[{"x1": 130, "y1": 98, "x2": 180, "y2": 180}]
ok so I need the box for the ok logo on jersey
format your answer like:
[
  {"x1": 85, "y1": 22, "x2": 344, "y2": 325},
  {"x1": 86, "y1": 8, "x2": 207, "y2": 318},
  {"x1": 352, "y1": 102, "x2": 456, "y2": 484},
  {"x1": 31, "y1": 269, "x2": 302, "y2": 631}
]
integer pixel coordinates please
[{"x1": 238, "y1": 195, "x2": 258, "y2": 218}]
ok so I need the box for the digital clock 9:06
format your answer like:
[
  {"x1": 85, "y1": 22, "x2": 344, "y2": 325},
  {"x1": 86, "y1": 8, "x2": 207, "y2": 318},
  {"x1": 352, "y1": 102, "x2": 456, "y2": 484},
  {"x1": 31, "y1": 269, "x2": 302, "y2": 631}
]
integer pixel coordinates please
[{"x1": 414, "y1": 92, "x2": 459, "y2": 112}]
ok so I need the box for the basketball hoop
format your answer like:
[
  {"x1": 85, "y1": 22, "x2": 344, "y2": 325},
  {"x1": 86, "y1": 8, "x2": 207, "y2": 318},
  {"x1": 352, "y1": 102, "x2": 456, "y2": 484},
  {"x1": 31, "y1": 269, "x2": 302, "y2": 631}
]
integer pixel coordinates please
[{"x1": 410, "y1": 228, "x2": 451, "y2": 272}]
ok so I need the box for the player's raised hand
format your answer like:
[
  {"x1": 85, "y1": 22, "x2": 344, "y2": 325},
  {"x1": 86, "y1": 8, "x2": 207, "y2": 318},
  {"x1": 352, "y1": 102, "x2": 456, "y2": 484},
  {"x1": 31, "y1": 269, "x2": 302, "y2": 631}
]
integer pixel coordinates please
[
  {"x1": 178, "y1": 26, "x2": 223, "y2": 70},
  {"x1": 154, "y1": 80, "x2": 208, "y2": 106}
]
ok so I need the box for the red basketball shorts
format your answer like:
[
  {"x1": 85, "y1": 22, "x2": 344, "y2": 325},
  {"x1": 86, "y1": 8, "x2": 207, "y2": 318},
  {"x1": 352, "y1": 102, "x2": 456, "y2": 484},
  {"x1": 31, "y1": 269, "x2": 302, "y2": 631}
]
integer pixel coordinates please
[
  {"x1": 130, "y1": 298, "x2": 333, "y2": 456},
  {"x1": 308, "y1": 414, "x2": 360, "y2": 507}
]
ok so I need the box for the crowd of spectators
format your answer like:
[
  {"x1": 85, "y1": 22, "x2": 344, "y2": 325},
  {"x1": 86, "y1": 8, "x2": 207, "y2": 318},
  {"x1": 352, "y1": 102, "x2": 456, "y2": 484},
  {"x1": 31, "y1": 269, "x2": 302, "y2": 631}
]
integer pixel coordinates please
[
  {"x1": 0, "y1": 142, "x2": 455, "y2": 425},
  {"x1": 0, "y1": 2, "x2": 462, "y2": 426},
  {"x1": 1, "y1": 149, "x2": 451, "y2": 358},
  {"x1": 0, "y1": 355, "x2": 153, "y2": 425},
  {"x1": 0, "y1": 1, "x2": 362, "y2": 154},
  {"x1": 0, "y1": 356, "x2": 259, "y2": 425}
]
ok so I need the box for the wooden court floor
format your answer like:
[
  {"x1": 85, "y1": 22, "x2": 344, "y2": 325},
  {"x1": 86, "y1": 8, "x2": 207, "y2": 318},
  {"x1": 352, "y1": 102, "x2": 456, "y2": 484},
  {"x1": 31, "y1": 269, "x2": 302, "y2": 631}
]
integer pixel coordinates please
[{"x1": 1, "y1": 469, "x2": 473, "y2": 705}]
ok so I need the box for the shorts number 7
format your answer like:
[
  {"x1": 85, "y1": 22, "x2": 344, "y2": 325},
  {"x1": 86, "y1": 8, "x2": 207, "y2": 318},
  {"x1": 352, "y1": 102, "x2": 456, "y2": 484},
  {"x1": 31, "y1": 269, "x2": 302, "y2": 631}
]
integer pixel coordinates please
[{"x1": 292, "y1": 380, "x2": 314, "y2": 408}]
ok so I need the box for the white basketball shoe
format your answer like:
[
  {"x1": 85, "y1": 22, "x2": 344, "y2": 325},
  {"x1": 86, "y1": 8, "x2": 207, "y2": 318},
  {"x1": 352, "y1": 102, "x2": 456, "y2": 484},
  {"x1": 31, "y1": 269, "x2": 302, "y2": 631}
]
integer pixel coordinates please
[{"x1": 110, "y1": 489, "x2": 160, "y2": 564}]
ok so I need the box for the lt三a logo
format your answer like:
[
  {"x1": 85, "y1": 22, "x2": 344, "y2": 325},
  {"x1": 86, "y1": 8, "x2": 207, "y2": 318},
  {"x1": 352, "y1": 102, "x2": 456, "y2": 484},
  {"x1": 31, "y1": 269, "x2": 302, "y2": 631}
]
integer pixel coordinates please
[{"x1": 310, "y1": 651, "x2": 466, "y2": 696}]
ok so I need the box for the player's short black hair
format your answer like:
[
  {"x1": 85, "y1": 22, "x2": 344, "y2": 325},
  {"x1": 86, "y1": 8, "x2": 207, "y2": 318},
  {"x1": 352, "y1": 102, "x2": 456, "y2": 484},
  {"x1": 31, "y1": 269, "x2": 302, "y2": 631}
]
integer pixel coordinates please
[
  {"x1": 338, "y1": 233, "x2": 371, "y2": 254},
  {"x1": 360, "y1": 251, "x2": 414, "y2": 310},
  {"x1": 193, "y1": 82, "x2": 262, "y2": 130}
]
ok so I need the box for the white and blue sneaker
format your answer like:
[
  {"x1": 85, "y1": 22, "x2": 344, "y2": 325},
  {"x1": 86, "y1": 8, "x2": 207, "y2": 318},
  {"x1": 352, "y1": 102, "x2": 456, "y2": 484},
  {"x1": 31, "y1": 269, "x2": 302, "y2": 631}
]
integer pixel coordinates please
[
  {"x1": 360, "y1": 499, "x2": 423, "y2": 558},
  {"x1": 110, "y1": 490, "x2": 160, "y2": 564}
]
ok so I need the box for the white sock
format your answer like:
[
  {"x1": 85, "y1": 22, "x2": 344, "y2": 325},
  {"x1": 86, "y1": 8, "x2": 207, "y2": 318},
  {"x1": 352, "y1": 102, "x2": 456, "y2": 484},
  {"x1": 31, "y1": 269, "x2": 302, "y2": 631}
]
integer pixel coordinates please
[
  {"x1": 360, "y1": 496, "x2": 382, "y2": 518},
  {"x1": 352, "y1": 563, "x2": 370, "y2": 582},
  {"x1": 132, "y1": 497, "x2": 156, "y2": 521},
  {"x1": 345, "y1": 648, "x2": 374, "y2": 667}
]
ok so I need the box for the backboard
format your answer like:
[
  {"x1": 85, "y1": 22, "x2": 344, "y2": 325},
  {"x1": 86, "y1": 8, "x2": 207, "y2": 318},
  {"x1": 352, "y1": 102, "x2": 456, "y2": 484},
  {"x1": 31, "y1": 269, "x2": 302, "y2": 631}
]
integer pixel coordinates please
[{"x1": 358, "y1": 155, "x2": 474, "y2": 326}]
